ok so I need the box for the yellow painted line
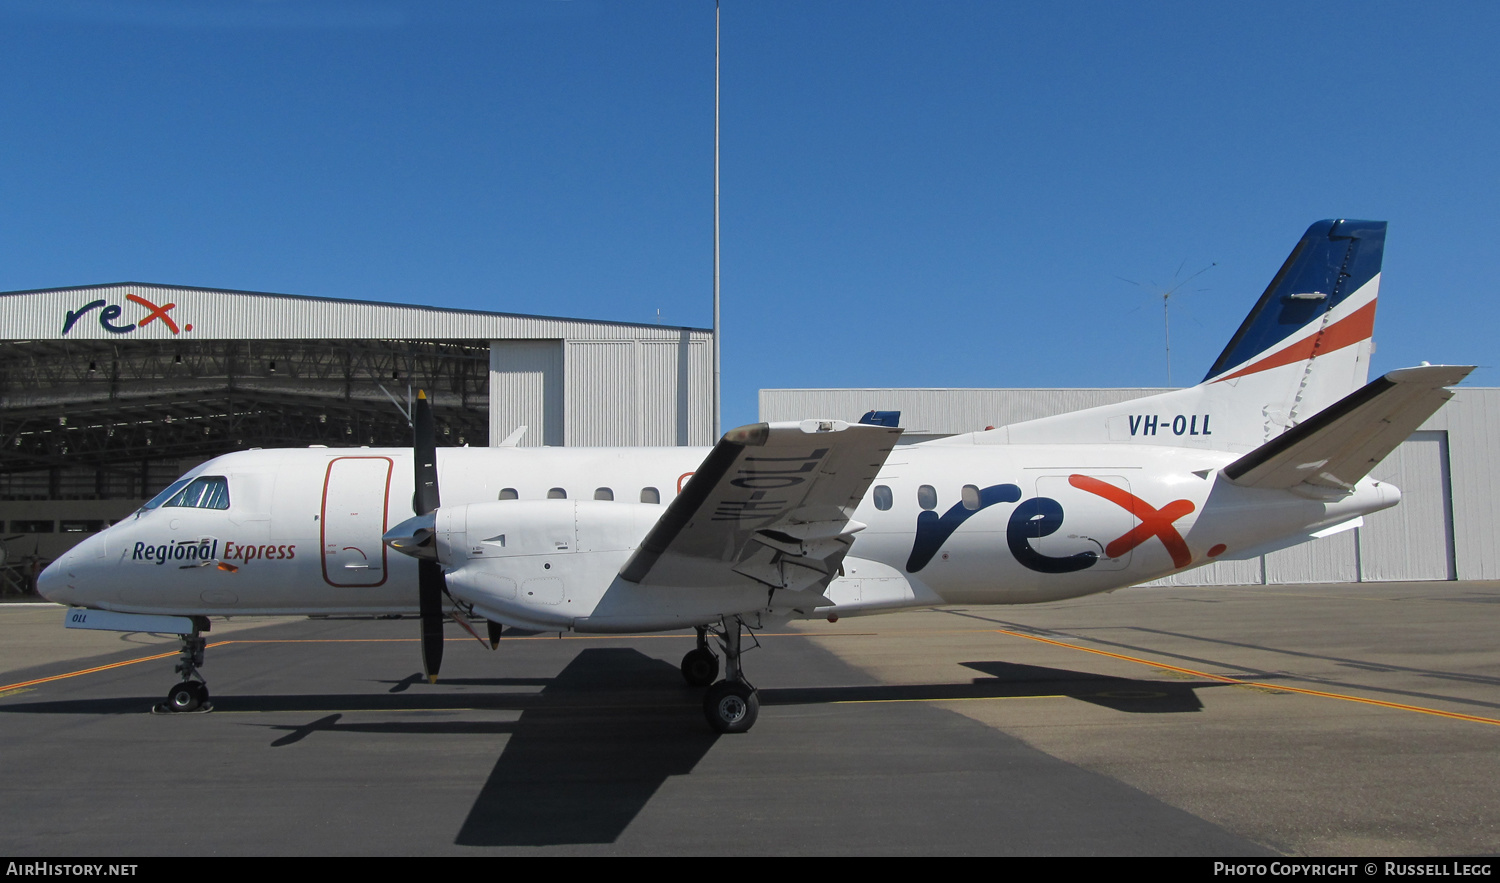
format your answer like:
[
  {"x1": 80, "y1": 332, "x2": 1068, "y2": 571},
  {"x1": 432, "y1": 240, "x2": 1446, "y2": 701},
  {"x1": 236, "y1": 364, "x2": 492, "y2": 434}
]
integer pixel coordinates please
[
  {"x1": 993, "y1": 628, "x2": 1500, "y2": 728},
  {"x1": 0, "y1": 649, "x2": 182, "y2": 693}
]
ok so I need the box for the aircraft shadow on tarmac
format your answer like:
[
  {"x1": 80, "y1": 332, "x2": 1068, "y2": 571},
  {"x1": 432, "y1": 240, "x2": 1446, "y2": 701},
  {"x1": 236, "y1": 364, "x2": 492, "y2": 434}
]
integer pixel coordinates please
[
  {"x1": 0, "y1": 647, "x2": 1221, "y2": 847},
  {"x1": 772, "y1": 660, "x2": 1212, "y2": 713}
]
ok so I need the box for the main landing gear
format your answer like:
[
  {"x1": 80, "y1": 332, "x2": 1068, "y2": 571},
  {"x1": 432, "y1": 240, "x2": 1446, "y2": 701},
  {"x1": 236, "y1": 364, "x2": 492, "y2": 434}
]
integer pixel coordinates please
[
  {"x1": 682, "y1": 618, "x2": 760, "y2": 734},
  {"x1": 679, "y1": 626, "x2": 720, "y2": 687},
  {"x1": 155, "y1": 619, "x2": 212, "y2": 714}
]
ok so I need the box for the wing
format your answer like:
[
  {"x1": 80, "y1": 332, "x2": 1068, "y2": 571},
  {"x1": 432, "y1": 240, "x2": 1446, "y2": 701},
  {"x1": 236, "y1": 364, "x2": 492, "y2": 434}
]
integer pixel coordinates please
[
  {"x1": 1223, "y1": 364, "x2": 1473, "y2": 491},
  {"x1": 620, "y1": 420, "x2": 902, "y2": 600}
]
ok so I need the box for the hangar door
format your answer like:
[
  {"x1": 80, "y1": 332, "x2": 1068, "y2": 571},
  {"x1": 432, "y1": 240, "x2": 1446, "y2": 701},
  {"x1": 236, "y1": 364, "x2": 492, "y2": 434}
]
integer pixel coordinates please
[
  {"x1": 489, "y1": 340, "x2": 563, "y2": 447},
  {"x1": 1358, "y1": 431, "x2": 1456, "y2": 581}
]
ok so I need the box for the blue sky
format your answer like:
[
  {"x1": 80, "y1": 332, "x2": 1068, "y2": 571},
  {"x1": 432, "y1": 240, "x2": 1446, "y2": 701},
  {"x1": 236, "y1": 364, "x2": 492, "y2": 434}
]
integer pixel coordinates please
[{"x1": 2, "y1": 1, "x2": 1495, "y2": 430}]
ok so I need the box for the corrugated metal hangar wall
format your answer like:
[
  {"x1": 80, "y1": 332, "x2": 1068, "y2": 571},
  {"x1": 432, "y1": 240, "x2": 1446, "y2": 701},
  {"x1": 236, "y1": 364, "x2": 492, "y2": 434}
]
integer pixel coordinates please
[
  {"x1": 491, "y1": 333, "x2": 711, "y2": 448},
  {"x1": 760, "y1": 387, "x2": 1500, "y2": 584}
]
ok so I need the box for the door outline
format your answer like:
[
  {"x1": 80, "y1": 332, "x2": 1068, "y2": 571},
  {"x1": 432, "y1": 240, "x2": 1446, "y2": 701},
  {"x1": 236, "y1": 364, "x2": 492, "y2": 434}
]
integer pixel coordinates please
[{"x1": 321, "y1": 456, "x2": 394, "y2": 588}]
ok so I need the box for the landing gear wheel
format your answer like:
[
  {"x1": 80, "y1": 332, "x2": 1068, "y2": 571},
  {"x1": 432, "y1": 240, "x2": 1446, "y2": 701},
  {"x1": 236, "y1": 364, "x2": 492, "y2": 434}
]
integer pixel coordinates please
[
  {"x1": 703, "y1": 680, "x2": 759, "y2": 734},
  {"x1": 165, "y1": 681, "x2": 206, "y2": 713},
  {"x1": 680, "y1": 648, "x2": 720, "y2": 687}
]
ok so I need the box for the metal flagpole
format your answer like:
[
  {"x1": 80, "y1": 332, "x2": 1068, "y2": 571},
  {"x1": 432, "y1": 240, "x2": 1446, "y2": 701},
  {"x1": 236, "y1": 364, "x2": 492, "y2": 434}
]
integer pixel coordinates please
[{"x1": 712, "y1": 0, "x2": 721, "y2": 439}]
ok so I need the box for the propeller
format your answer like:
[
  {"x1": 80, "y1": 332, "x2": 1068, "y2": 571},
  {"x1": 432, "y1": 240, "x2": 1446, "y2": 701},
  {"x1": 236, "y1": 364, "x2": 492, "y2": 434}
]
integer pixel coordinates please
[
  {"x1": 385, "y1": 390, "x2": 506, "y2": 675},
  {"x1": 412, "y1": 390, "x2": 445, "y2": 683}
]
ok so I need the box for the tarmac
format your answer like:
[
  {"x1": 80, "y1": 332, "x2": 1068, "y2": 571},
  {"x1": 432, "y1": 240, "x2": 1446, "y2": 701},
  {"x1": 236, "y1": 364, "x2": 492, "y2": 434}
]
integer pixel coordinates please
[{"x1": 1, "y1": 580, "x2": 1497, "y2": 856}]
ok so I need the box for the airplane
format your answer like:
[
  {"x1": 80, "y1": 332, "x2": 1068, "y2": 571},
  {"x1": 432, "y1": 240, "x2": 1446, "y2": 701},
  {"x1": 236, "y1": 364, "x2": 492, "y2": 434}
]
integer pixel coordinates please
[{"x1": 38, "y1": 219, "x2": 1472, "y2": 733}]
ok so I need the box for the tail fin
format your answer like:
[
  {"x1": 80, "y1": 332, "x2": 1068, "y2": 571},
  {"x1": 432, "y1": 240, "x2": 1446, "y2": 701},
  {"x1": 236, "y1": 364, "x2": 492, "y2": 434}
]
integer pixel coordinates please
[
  {"x1": 1202, "y1": 219, "x2": 1385, "y2": 421},
  {"x1": 950, "y1": 220, "x2": 1388, "y2": 453}
]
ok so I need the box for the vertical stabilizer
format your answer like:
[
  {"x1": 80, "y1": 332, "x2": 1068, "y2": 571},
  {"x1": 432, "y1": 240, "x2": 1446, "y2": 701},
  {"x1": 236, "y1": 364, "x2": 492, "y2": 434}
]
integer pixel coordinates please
[{"x1": 1202, "y1": 219, "x2": 1385, "y2": 425}]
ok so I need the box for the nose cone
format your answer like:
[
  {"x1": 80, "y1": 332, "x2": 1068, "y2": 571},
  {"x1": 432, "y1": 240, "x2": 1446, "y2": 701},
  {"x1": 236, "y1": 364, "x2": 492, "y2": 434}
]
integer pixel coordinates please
[{"x1": 36, "y1": 556, "x2": 75, "y2": 606}]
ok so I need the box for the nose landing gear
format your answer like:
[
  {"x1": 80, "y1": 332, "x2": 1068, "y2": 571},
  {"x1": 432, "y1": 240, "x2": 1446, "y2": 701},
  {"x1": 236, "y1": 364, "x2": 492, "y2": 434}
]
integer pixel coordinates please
[{"x1": 154, "y1": 621, "x2": 213, "y2": 714}]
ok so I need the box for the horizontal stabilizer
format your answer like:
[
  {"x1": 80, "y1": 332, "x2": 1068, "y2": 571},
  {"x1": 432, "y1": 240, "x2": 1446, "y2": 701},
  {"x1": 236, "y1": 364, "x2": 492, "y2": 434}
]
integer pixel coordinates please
[{"x1": 1222, "y1": 365, "x2": 1473, "y2": 491}]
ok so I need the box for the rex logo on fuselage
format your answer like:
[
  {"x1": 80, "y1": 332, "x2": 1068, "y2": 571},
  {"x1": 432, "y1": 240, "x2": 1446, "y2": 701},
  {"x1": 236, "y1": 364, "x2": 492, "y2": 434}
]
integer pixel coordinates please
[{"x1": 906, "y1": 475, "x2": 1195, "y2": 575}]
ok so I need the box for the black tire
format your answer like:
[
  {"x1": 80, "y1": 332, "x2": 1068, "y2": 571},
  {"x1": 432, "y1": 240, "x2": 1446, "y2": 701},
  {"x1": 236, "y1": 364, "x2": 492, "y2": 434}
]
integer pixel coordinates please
[
  {"x1": 166, "y1": 682, "x2": 202, "y2": 713},
  {"x1": 680, "y1": 648, "x2": 720, "y2": 688},
  {"x1": 703, "y1": 680, "x2": 759, "y2": 734}
]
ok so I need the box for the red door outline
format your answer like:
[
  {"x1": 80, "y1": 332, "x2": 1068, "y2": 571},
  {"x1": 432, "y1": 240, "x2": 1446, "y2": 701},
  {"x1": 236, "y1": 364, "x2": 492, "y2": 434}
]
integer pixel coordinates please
[{"x1": 320, "y1": 456, "x2": 394, "y2": 588}]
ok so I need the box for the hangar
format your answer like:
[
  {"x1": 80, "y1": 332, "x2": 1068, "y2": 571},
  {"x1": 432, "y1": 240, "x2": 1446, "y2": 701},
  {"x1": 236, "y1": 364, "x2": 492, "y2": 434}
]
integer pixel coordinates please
[
  {"x1": 0, "y1": 283, "x2": 712, "y2": 591},
  {"x1": 761, "y1": 386, "x2": 1500, "y2": 585}
]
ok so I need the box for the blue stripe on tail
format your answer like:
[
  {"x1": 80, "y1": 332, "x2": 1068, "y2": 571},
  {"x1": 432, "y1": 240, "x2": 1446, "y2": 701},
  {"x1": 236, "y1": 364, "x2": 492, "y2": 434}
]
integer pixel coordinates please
[{"x1": 1204, "y1": 219, "x2": 1386, "y2": 381}]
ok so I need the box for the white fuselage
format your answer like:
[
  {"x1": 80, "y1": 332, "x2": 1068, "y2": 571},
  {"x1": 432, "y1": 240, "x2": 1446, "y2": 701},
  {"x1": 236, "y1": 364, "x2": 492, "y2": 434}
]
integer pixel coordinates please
[{"x1": 39, "y1": 440, "x2": 1399, "y2": 632}]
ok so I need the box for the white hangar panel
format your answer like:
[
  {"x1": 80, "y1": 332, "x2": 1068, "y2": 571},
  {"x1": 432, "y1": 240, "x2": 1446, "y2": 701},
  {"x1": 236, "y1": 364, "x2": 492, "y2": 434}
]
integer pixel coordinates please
[
  {"x1": 1, "y1": 282, "x2": 710, "y2": 344},
  {"x1": 639, "y1": 335, "x2": 710, "y2": 446},
  {"x1": 489, "y1": 341, "x2": 564, "y2": 447},
  {"x1": 567, "y1": 341, "x2": 635, "y2": 447},
  {"x1": 1141, "y1": 554, "x2": 1263, "y2": 587},
  {"x1": 1265, "y1": 528, "x2": 1360, "y2": 584},
  {"x1": 1412, "y1": 388, "x2": 1500, "y2": 580},
  {"x1": 564, "y1": 336, "x2": 712, "y2": 447},
  {"x1": 1359, "y1": 431, "x2": 1455, "y2": 581}
]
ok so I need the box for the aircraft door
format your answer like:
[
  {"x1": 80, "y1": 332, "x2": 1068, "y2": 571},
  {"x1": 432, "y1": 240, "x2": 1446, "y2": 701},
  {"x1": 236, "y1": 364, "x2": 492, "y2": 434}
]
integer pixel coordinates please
[
  {"x1": 1034, "y1": 475, "x2": 1134, "y2": 571},
  {"x1": 321, "y1": 457, "x2": 393, "y2": 588}
]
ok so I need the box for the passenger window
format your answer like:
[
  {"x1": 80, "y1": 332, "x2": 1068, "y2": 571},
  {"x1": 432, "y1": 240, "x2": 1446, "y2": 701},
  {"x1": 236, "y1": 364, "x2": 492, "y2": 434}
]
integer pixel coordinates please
[
  {"x1": 594, "y1": 488, "x2": 613, "y2": 501},
  {"x1": 498, "y1": 488, "x2": 518, "y2": 500},
  {"x1": 961, "y1": 485, "x2": 981, "y2": 511},
  {"x1": 873, "y1": 485, "x2": 893, "y2": 511},
  {"x1": 163, "y1": 476, "x2": 231, "y2": 510},
  {"x1": 917, "y1": 485, "x2": 937, "y2": 510},
  {"x1": 547, "y1": 488, "x2": 567, "y2": 500},
  {"x1": 640, "y1": 487, "x2": 660, "y2": 504}
]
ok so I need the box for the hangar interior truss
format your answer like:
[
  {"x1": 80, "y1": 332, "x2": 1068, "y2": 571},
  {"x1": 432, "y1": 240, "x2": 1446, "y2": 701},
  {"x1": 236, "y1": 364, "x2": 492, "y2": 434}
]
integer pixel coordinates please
[{"x1": 1, "y1": 338, "x2": 488, "y2": 500}]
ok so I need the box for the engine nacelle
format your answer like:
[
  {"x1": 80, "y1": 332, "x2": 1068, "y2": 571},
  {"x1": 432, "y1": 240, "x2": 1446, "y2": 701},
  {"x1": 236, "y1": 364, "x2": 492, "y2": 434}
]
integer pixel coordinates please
[{"x1": 434, "y1": 500, "x2": 662, "y2": 628}]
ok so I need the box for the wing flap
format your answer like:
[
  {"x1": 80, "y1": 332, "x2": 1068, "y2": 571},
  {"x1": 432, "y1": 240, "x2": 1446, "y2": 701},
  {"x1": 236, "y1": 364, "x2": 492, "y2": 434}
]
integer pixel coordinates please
[
  {"x1": 1222, "y1": 364, "x2": 1472, "y2": 491},
  {"x1": 620, "y1": 420, "x2": 901, "y2": 591}
]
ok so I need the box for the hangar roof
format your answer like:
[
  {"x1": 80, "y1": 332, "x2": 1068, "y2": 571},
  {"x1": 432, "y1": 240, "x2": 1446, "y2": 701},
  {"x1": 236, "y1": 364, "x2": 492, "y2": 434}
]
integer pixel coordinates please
[{"x1": 0, "y1": 282, "x2": 709, "y2": 341}]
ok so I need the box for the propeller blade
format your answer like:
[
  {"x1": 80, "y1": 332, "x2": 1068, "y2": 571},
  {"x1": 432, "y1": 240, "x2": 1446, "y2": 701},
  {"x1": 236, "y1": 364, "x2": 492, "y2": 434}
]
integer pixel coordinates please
[
  {"x1": 419, "y1": 559, "x2": 445, "y2": 682},
  {"x1": 487, "y1": 619, "x2": 503, "y2": 650},
  {"x1": 412, "y1": 389, "x2": 444, "y2": 682},
  {"x1": 413, "y1": 390, "x2": 440, "y2": 516}
]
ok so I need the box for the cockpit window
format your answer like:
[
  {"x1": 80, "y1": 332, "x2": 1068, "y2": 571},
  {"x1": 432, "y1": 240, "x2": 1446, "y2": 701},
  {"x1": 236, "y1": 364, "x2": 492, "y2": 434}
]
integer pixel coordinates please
[
  {"x1": 162, "y1": 476, "x2": 231, "y2": 510},
  {"x1": 142, "y1": 478, "x2": 194, "y2": 511}
]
